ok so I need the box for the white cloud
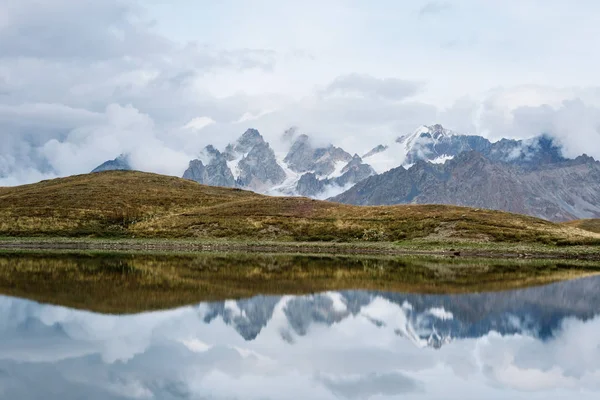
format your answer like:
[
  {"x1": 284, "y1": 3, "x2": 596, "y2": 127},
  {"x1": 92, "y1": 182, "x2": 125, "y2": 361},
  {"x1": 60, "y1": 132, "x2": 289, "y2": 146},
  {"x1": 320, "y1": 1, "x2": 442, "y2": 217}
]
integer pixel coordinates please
[
  {"x1": 323, "y1": 74, "x2": 424, "y2": 101},
  {"x1": 2, "y1": 0, "x2": 600, "y2": 185},
  {"x1": 183, "y1": 116, "x2": 216, "y2": 131}
]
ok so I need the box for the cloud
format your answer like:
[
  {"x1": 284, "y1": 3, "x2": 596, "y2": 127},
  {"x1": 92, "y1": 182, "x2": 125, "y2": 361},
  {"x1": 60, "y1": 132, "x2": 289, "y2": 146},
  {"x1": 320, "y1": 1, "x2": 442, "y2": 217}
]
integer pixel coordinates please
[
  {"x1": 323, "y1": 74, "x2": 424, "y2": 101},
  {"x1": 2, "y1": 1, "x2": 600, "y2": 186},
  {"x1": 0, "y1": 0, "x2": 283, "y2": 184},
  {"x1": 183, "y1": 116, "x2": 216, "y2": 131},
  {"x1": 419, "y1": 1, "x2": 453, "y2": 17},
  {"x1": 319, "y1": 372, "x2": 422, "y2": 398}
]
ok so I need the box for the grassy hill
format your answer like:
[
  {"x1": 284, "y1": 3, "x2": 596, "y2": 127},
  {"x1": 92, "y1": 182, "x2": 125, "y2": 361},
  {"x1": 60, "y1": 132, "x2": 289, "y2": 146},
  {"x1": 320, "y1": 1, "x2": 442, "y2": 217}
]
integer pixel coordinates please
[
  {"x1": 1, "y1": 171, "x2": 599, "y2": 246},
  {"x1": 563, "y1": 219, "x2": 600, "y2": 234}
]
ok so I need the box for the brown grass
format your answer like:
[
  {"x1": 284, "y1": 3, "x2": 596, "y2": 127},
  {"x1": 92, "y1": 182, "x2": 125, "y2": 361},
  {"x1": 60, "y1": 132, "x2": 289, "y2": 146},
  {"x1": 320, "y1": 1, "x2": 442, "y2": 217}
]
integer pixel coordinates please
[
  {"x1": 1, "y1": 171, "x2": 599, "y2": 246},
  {"x1": 563, "y1": 219, "x2": 600, "y2": 234}
]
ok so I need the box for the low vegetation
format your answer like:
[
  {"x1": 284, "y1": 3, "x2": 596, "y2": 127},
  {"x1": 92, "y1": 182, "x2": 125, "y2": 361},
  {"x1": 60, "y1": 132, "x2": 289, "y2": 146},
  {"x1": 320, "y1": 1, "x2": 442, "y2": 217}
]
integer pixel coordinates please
[
  {"x1": 1, "y1": 252, "x2": 598, "y2": 314},
  {"x1": 563, "y1": 219, "x2": 600, "y2": 234},
  {"x1": 1, "y1": 171, "x2": 599, "y2": 248}
]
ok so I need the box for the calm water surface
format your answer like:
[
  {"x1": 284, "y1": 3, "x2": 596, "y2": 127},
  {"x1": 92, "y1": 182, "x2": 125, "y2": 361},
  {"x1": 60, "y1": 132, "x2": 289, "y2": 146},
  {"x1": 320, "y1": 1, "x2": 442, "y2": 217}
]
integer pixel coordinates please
[{"x1": 2, "y1": 275, "x2": 600, "y2": 399}]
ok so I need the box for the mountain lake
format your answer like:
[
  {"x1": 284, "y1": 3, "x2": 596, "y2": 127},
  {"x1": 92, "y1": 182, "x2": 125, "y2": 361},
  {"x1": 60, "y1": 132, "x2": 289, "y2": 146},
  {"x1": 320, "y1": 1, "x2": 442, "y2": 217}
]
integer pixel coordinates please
[{"x1": 0, "y1": 252, "x2": 599, "y2": 399}]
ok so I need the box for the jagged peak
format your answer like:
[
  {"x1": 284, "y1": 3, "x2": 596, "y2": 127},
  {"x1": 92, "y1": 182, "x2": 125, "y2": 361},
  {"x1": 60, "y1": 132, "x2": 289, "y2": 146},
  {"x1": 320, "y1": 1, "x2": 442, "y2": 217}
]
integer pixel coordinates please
[
  {"x1": 240, "y1": 128, "x2": 262, "y2": 140},
  {"x1": 291, "y1": 133, "x2": 310, "y2": 145},
  {"x1": 91, "y1": 153, "x2": 132, "y2": 173},
  {"x1": 396, "y1": 124, "x2": 454, "y2": 145},
  {"x1": 233, "y1": 128, "x2": 265, "y2": 153},
  {"x1": 282, "y1": 126, "x2": 300, "y2": 142},
  {"x1": 195, "y1": 145, "x2": 223, "y2": 166},
  {"x1": 114, "y1": 153, "x2": 130, "y2": 162},
  {"x1": 363, "y1": 145, "x2": 388, "y2": 159}
]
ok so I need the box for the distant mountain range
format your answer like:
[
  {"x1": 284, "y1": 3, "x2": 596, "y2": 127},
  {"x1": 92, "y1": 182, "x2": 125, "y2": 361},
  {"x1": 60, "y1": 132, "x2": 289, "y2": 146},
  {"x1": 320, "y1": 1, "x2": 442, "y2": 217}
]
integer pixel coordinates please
[{"x1": 92, "y1": 124, "x2": 600, "y2": 222}]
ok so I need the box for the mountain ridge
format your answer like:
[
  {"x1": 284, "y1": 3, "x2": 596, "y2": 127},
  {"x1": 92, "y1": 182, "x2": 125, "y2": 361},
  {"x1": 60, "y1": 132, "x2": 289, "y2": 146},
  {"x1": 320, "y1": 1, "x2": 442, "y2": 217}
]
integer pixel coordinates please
[
  {"x1": 89, "y1": 124, "x2": 600, "y2": 222},
  {"x1": 332, "y1": 150, "x2": 600, "y2": 222}
]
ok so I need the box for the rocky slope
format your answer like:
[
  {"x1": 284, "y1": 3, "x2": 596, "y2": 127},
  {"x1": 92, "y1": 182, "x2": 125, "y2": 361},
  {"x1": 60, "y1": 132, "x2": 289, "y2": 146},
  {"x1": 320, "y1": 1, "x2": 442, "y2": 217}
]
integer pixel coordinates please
[
  {"x1": 179, "y1": 128, "x2": 376, "y2": 198},
  {"x1": 332, "y1": 151, "x2": 600, "y2": 222},
  {"x1": 91, "y1": 154, "x2": 132, "y2": 173}
]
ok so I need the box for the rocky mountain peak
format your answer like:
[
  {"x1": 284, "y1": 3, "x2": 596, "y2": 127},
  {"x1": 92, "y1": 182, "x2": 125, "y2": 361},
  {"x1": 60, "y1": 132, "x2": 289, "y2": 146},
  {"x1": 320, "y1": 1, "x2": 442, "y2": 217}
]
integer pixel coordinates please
[
  {"x1": 284, "y1": 133, "x2": 353, "y2": 177},
  {"x1": 234, "y1": 128, "x2": 265, "y2": 154},
  {"x1": 429, "y1": 124, "x2": 451, "y2": 139},
  {"x1": 487, "y1": 134, "x2": 566, "y2": 169},
  {"x1": 237, "y1": 141, "x2": 286, "y2": 191},
  {"x1": 363, "y1": 144, "x2": 388, "y2": 158},
  {"x1": 204, "y1": 144, "x2": 220, "y2": 155},
  {"x1": 196, "y1": 145, "x2": 221, "y2": 166},
  {"x1": 282, "y1": 126, "x2": 300, "y2": 143},
  {"x1": 396, "y1": 124, "x2": 453, "y2": 145},
  {"x1": 91, "y1": 154, "x2": 132, "y2": 173},
  {"x1": 341, "y1": 154, "x2": 365, "y2": 174},
  {"x1": 183, "y1": 145, "x2": 236, "y2": 188}
]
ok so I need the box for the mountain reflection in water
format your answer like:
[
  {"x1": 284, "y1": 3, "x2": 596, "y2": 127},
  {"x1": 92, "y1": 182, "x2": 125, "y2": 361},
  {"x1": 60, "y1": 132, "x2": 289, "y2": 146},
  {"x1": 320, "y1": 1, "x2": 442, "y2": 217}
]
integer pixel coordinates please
[{"x1": 2, "y1": 276, "x2": 600, "y2": 399}]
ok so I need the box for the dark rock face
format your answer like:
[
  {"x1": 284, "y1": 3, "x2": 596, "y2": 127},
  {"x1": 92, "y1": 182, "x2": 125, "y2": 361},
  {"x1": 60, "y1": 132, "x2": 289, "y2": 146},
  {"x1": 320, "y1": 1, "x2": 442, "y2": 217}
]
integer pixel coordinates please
[
  {"x1": 284, "y1": 134, "x2": 352, "y2": 176},
  {"x1": 91, "y1": 155, "x2": 132, "y2": 173},
  {"x1": 336, "y1": 154, "x2": 376, "y2": 187},
  {"x1": 396, "y1": 125, "x2": 492, "y2": 165},
  {"x1": 237, "y1": 142, "x2": 286, "y2": 191},
  {"x1": 295, "y1": 155, "x2": 376, "y2": 197},
  {"x1": 283, "y1": 134, "x2": 315, "y2": 172},
  {"x1": 183, "y1": 146, "x2": 236, "y2": 188},
  {"x1": 296, "y1": 173, "x2": 326, "y2": 197},
  {"x1": 182, "y1": 159, "x2": 207, "y2": 183},
  {"x1": 363, "y1": 144, "x2": 388, "y2": 158},
  {"x1": 225, "y1": 128, "x2": 265, "y2": 159},
  {"x1": 331, "y1": 151, "x2": 600, "y2": 222},
  {"x1": 485, "y1": 135, "x2": 565, "y2": 169}
]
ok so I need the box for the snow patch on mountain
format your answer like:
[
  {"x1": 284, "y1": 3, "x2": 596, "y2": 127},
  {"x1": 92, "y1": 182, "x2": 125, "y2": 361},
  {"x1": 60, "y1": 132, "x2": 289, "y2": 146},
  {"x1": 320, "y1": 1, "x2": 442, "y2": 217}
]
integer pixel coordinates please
[
  {"x1": 430, "y1": 155, "x2": 454, "y2": 164},
  {"x1": 226, "y1": 154, "x2": 246, "y2": 180},
  {"x1": 364, "y1": 124, "x2": 457, "y2": 174}
]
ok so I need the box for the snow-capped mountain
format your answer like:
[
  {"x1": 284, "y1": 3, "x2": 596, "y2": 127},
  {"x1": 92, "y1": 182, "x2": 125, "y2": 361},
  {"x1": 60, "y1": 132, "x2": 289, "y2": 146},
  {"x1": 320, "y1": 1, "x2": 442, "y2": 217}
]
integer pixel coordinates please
[
  {"x1": 364, "y1": 124, "x2": 492, "y2": 173},
  {"x1": 91, "y1": 124, "x2": 600, "y2": 221},
  {"x1": 182, "y1": 128, "x2": 378, "y2": 199},
  {"x1": 91, "y1": 125, "x2": 480, "y2": 199}
]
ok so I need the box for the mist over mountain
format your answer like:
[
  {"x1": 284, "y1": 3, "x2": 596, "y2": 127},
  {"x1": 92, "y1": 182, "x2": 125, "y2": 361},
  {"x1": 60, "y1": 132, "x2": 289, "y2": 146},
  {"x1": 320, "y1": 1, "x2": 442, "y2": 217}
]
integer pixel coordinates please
[
  {"x1": 2, "y1": 0, "x2": 600, "y2": 222},
  {"x1": 90, "y1": 123, "x2": 600, "y2": 221}
]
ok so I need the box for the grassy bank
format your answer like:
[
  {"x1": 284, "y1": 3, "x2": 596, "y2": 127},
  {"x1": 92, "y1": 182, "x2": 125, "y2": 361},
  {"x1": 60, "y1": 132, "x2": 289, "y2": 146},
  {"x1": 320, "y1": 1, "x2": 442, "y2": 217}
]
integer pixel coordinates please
[
  {"x1": 0, "y1": 251, "x2": 598, "y2": 314},
  {"x1": 1, "y1": 171, "x2": 600, "y2": 247},
  {"x1": 1, "y1": 237, "x2": 600, "y2": 261}
]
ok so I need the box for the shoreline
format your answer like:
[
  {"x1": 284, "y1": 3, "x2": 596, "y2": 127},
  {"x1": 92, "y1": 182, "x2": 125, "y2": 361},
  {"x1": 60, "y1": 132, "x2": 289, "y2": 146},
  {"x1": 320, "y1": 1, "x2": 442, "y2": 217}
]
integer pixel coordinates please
[{"x1": 1, "y1": 237, "x2": 599, "y2": 260}]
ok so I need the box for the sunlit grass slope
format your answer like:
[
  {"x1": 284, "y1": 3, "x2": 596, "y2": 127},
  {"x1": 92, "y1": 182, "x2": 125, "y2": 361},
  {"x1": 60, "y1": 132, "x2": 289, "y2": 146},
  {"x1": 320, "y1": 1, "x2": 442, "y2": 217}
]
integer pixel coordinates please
[
  {"x1": 563, "y1": 219, "x2": 600, "y2": 234},
  {"x1": 1, "y1": 171, "x2": 599, "y2": 245}
]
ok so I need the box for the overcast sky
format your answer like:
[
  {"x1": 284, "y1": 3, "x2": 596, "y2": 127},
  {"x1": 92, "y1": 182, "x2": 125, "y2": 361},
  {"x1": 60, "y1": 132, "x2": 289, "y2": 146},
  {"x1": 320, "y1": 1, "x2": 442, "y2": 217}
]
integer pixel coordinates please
[{"x1": 2, "y1": 0, "x2": 600, "y2": 184}]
